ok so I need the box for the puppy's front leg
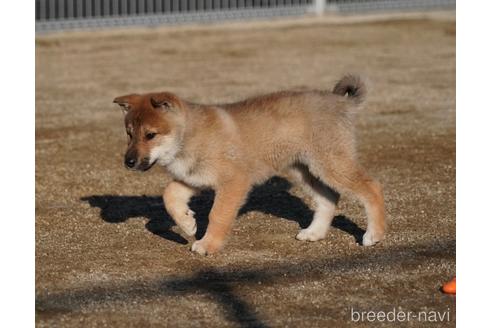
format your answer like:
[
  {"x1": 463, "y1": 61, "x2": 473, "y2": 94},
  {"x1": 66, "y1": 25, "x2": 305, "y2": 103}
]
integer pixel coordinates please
[
  {"x1": 163, "y1": 180, "x2": 198, "y2": 236},
  {"x1": 192, "y1": 178, "x2": 250, "y2": 255}
]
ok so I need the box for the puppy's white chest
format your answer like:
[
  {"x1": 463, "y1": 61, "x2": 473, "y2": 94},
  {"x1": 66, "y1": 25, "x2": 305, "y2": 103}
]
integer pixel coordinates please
[{"x1": 166, "y1": 157, "x2": 215, "y2": 188}]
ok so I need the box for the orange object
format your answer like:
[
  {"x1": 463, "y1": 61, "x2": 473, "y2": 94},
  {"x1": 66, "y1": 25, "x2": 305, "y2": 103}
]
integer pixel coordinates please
[{"x1": 442, "y1": 277, "x2": 456, "y2": 294}]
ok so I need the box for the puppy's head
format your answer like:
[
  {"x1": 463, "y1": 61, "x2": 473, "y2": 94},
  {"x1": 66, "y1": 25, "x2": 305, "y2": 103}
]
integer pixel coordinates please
[{"x1": 113, "y1": 92, "x2": 186, "y2": 171}]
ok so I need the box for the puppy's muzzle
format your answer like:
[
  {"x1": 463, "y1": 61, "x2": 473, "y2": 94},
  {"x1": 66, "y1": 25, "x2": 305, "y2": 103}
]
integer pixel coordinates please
[
  {"x1": 137, "y1": 157, "x2": 154, "y2": 171},
  {"x1": 124, "y1": 155, "x2": 154, "y2": 171}
]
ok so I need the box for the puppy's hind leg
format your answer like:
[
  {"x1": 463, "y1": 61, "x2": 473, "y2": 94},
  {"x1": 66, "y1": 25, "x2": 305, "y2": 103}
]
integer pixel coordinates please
[
  {"x1": 163, "y1": 180, "x2": 198, "y2": 236},
  {"x1": 309, "y1": 157, "x2": 386, "y2": 246},
  {"x1": 289, "y1": 164, "x2": 340, "y2": 242}
]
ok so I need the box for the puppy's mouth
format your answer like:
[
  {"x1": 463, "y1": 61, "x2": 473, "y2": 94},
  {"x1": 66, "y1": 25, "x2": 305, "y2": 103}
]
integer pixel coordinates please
[{"x1": 136, "y1": 158, "x2": 156, "y2": 172}]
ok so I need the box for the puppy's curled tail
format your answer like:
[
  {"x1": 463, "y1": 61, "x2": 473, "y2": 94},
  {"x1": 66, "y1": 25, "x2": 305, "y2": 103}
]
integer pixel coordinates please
[{"x1": 332, "y1": 74, "x2": 367, "y2": 105}]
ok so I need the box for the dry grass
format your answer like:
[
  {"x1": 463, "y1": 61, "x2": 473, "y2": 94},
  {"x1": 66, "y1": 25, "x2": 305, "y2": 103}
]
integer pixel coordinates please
[{"x1": 36, "y1": 12, "x2": 455, "y2": 327}]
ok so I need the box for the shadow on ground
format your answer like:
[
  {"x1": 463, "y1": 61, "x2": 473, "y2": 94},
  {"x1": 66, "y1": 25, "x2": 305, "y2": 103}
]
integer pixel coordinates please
[
  {"x1": 35, "y1": 239, "x2": 455, "y2": 327},
  {"x1": 81, "y1": 177, "x2": 366, "y2": 245}
]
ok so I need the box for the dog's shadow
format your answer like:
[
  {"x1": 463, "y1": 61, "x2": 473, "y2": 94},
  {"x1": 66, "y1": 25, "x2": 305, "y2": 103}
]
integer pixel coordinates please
[{"x1": 81, "y1": 177, "x2": 365, "y2": 245}]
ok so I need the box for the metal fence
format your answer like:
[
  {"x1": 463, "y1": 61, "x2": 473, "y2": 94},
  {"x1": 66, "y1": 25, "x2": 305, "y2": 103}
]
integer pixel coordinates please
[{"x1": 35, "y1": 0, "x2": 455, "y2": 32}]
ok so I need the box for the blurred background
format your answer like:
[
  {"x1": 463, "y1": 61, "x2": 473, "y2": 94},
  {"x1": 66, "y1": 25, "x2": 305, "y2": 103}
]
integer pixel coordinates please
[{"x1": 36, "y1": 0, "x2": 455, "y2": 32}]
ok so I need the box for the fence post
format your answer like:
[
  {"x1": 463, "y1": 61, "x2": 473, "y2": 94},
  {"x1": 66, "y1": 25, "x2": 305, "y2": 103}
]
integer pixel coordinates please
[{"x1": 313, "y1": 0, "x2": 325, "y2": 16}]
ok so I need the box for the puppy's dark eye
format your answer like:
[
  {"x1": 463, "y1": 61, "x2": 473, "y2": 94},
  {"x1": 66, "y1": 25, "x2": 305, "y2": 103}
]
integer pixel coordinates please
[
  {"x1": 127, "y1": 131, "x2": 132, "y2": 139},
  {"x1": 145, "y1": 132, "x2": 156, "y2": 140}
]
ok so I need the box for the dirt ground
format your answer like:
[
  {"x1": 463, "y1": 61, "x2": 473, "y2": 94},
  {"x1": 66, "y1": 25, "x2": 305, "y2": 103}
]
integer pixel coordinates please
[{"x1": 35, "y1": 11, "x2": 456, "y2": 327}]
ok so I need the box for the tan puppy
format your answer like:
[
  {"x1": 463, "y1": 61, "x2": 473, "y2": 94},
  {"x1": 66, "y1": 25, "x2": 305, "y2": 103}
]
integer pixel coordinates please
[{"x1": 114, "y1": 75, "x2": 385, "y2": 255}]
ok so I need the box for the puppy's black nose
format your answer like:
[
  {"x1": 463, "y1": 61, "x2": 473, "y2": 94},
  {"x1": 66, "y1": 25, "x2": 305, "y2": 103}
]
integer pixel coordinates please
[{"x1": 125, "y1": 158, "x2": 136, "y2": 168}]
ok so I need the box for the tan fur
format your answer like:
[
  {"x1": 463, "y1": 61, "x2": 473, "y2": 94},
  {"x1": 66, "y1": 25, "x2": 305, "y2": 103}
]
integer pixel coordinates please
[{"x1": 114, "y1": 74, "x2": 386, "y2": 255}]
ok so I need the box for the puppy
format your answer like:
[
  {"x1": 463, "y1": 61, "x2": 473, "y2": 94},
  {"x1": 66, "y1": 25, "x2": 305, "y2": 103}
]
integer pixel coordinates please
[{"x1": 113, "y1": 75, "x2": 385, "y2": 255}]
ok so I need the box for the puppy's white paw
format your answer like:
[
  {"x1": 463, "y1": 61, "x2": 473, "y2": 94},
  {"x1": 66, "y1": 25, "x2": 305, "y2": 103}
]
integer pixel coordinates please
[
  {"x1": 177, "y1": 210, "x2": 197, "y2": 236},
  {"x1": 296, "y1": 228, "x2": 326, "y2": 242},
  {"x1": 191, "y1": 240, "x2": 208, "y2": 256},
  {"x1": 362, "y1": 230, "x2": 384, "y2": 246},
  {"x1": 180, "y1": 220, "x2": 197, "y2": 236}
]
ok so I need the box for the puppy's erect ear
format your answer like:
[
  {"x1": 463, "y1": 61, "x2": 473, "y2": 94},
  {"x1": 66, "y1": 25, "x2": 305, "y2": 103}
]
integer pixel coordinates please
[
  {"x1": 150, "y1": 92, "x2": 181, "y2": 111},
  {"x1": 150, "y1": 96, "x2": 171, "y2": 108},
  {"x1": 113, "y1": 94, "x2": 139, "y2": 112}
]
